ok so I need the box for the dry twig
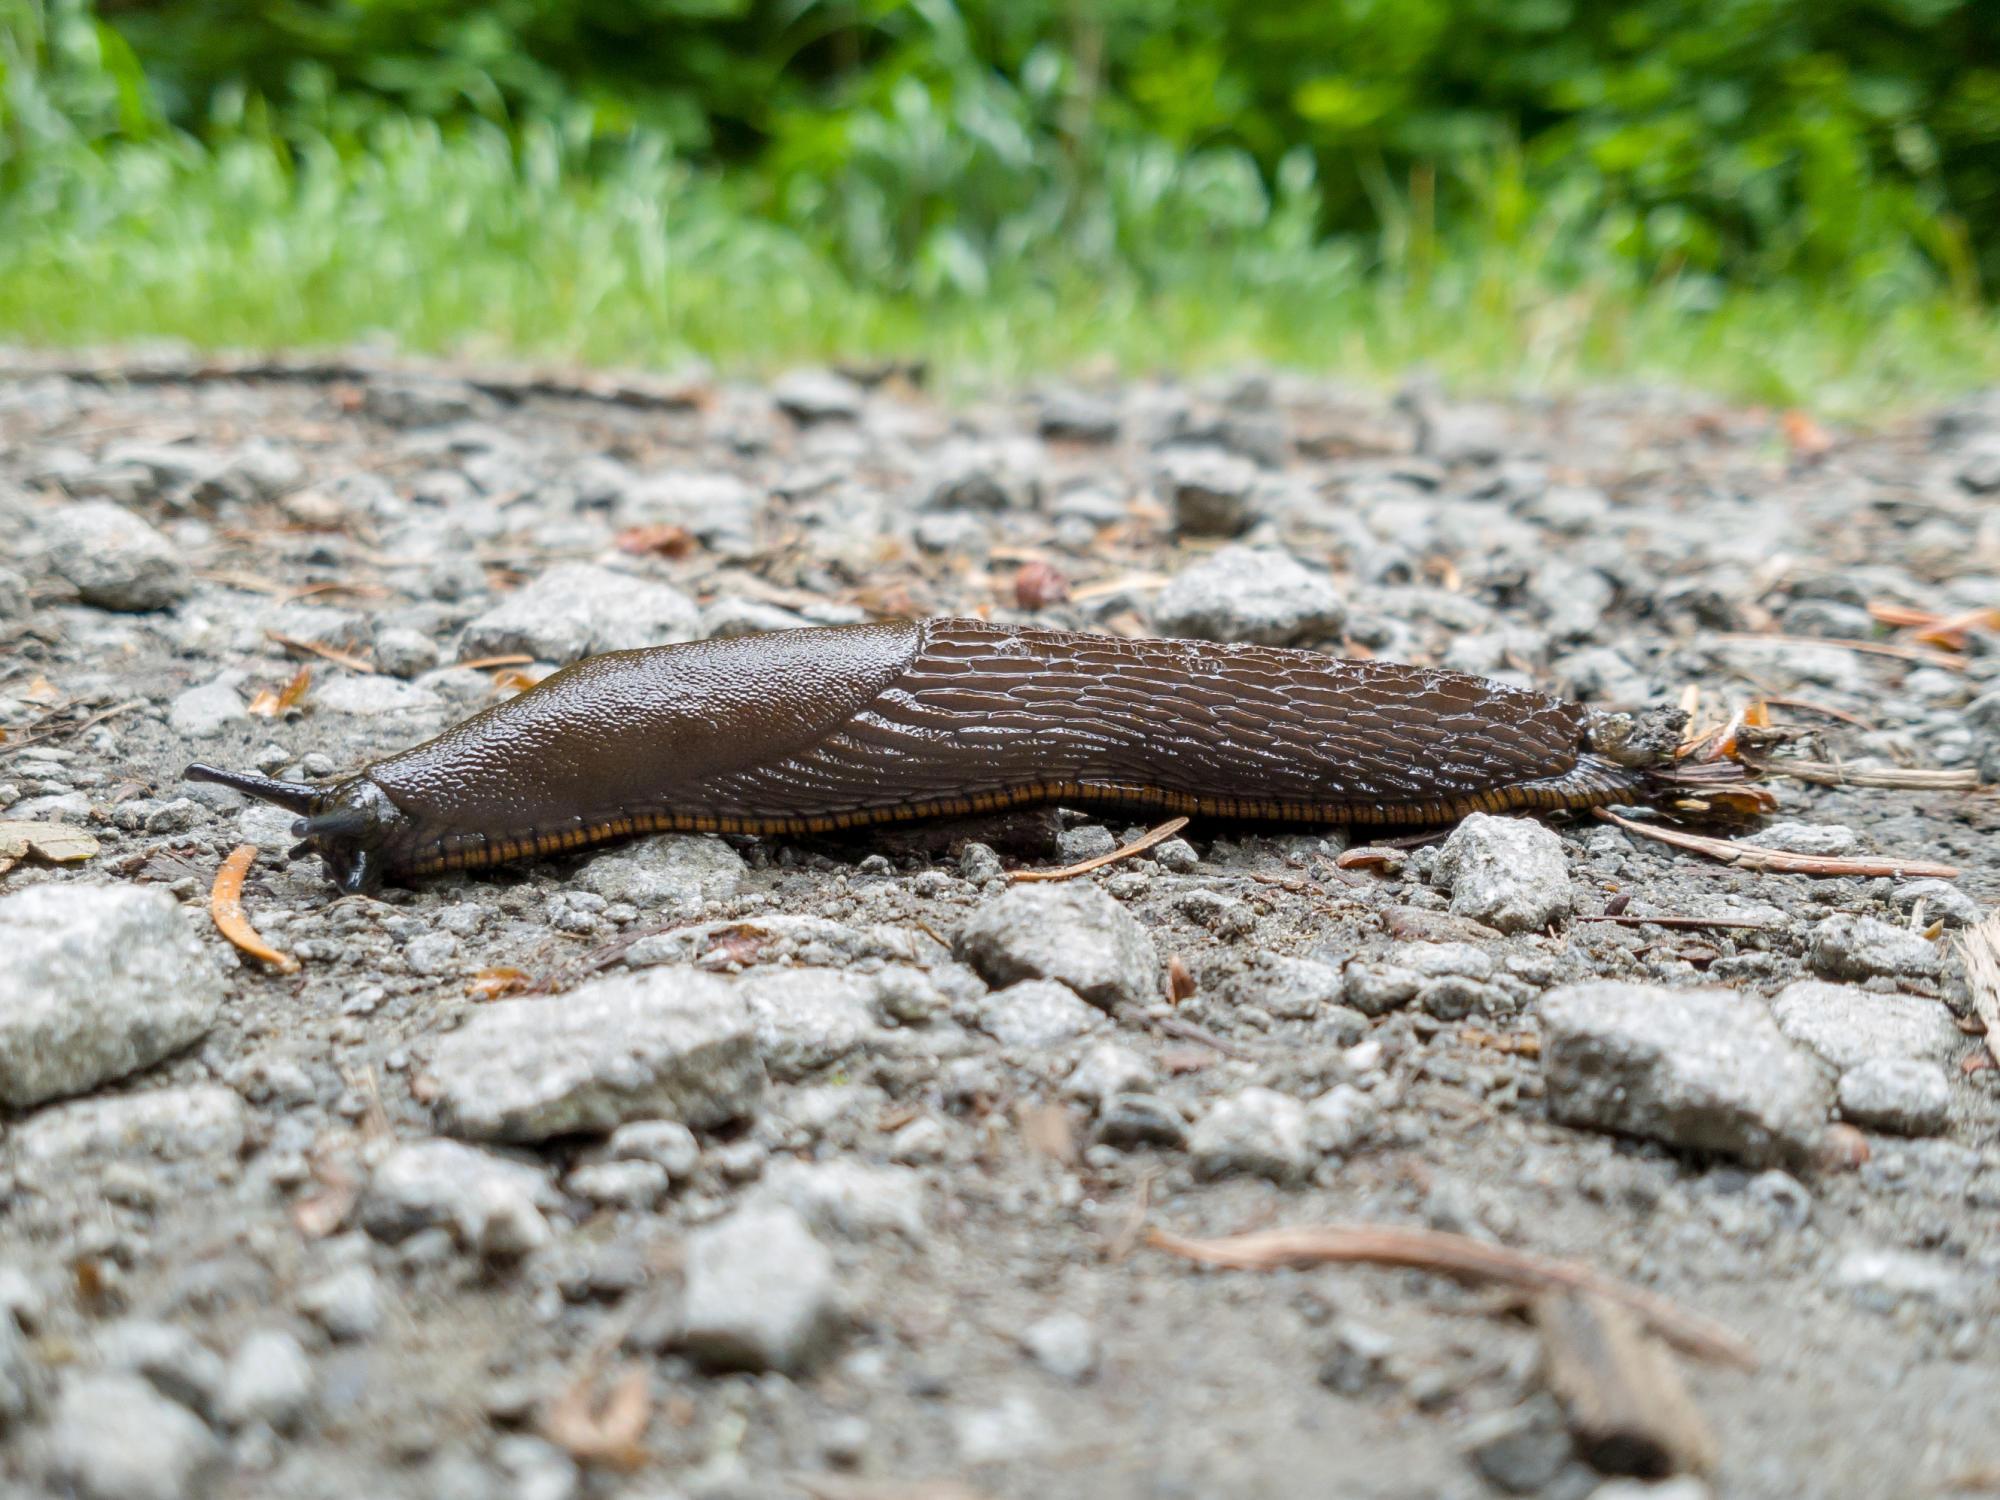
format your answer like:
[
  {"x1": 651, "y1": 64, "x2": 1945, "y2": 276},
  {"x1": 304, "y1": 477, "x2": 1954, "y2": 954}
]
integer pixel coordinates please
[
  {"x1": 1010, "y1": 816, "x2": 1189, "y2": 882},
  {"x1": 266, "y1": 631, "x2": 376, "y2": 673},
  {"x1": 1576, "y1": 913, "x2": 1775, "y2": 931},
  {"x1": 1593, "y1": 808, "x2": 1959, "y2": 880},
  {"x1": 209, "y1": 845, "x2": 300, "y2": 973},
  {"x1": 1750, "y1": 759, "x2": 1983, "y2": 791},
  {"x1": 1146, "y1": 1222, "x2": 1755, "y2": 1369},
  {"x1": 1711, "y1": 631, "x2": 1966, "y2": 670},
  {"x1": 1535, "y1": 1290, "x2": 1717, "y2": 1477}
]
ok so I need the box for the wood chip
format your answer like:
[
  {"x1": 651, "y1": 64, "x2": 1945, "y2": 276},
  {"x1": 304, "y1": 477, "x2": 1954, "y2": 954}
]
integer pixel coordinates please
[
  {"x1": 1145, "y1": 1222, "x2": 1756, "y2": 1369},
  {"x1": 1534, "y1": 1289, "x2": 1718, "y2": 1477},
  {"x1": 1593, "y1": 808, "x2": 1959, "y2": 880},
  {"x1": 1959, "y1": 913, "x2": 2000, "y2": 1072},
  {"x1": 453, "y1": 654, "x2": 536, "y2": 670},
  {"x1": 538, "y1": 1363, "x2": 651, "y2": 1471},
  {"x1": 1010, "y1": 816, "x2": 1189, "y2": 882},
  {"x1": 248, "y1": 665, "x2": 313, "y2": 717},
  {"x1": 209, "y1": 845, "x2": 301, "y2": 974}
]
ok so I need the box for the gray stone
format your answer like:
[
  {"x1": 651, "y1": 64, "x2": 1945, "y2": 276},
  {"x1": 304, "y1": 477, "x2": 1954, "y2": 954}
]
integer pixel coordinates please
[
  {"x1": 1200, "y1": 951, "x2": 1345, "y2": 1021},
  {"x1": 0, "y1": 564, "x2": 31, "y2": 618},
  {"x1": 217, "y1": 1328, "x2": 314, "y2": 1431},
  {"x1": 618, "y1": 470, "x2": 761, "y2": 557},
  {"x1": 297, "y1": 1264, "x2": 383, "y2": 1341},
  {"x1": 1890, "y1": 878, "x2": 1982, "y2": 928},
  {"x1": 9, "y1": 1085, "x2": 248, "y2": 1170},
  {"x1": 1150, "y1": 545, "x2": 1346, "y2": 646},
  {"x1": 39, "y1": 500, "x2": 190, "y2": 610},
  {"x1": 1020, "y1": 1310, "x2": 1098, "y2": 1383},
  {"x1": 772, "y1": 369, "x2": 864, "y2": 424},
  {"x1": 46, "y1": 1372, "x2": 220, "y2": 1500},
  {"x1": 1306, "y1": 1084, "x2": 1378, "y2": 1156},
  {"x1": 492, "y1": 1435, "x2": 581, "y2": 1500},
  {"x1": 1837, "y1": 1058, "x2": 1951, "y2": 1135},
  {"x1": 1540, "y1": 982, "x2": 1831, "y2": 1166},
  {"x1": 1832, "y1": 1247, "x2": 1972, "y2": 1309},
  {"x1": 1460, "y1": 1397, "x2": 1574, "y2": 1495},
  {"x1": 954, "y1": 883, "x2": 1157, "y2": 1010},
  {"x1": 733, "y1": 968, "x2": 884, "y2": 1079},
  {"x1": 1342, "y1": 961, "x2": 1422, "y2": 1015},
  {"x1": 954, "y1": 1391, "x2": 1053, "y2": 1464},
  {"x1": 571, "y1": 834, "x2": 746, "y2": 910},
  {"x1": 1062, "y1": 1042, "x2": 1156, "y2": 1106},
  {"x1": 1157, "y1": 446, "x2": 1261, "y2": 535},
  {"x1": 167, "y1": 677, "x2": 247, "y2": 738},
  {"x1": 1038, "y1": 390, "x2": 1120, "y2": 443},
  {"x1": 94, "y1": 1321, "x2": 225, "y2": 1420},
  {"x1": 1433, "y1": 814, "x2": 1571, "y2": 933},
  {"x1": 1742, "y1": 821, "x2": 1861, "y2": 857},
  {"x1": 362, "y1": 379, "x2": 488, "y2": 427},
  {"x1": 360, "y1": 1138, "x2": 558, "y2": 1248},
  {"x1": 750, "y1": 1159, "x2": 927, "y2": 1241},
  {"x1": 1188, "y1": 1087, "x2": 1312, "y2": 1182},
  {"x1": 424, "y1": 968, "x2": 763, "y2": 1141},
  {"x1": 976, "y1": 979, "x2": 1107, "y2": 1047},
  {"x1": 1808, "y1": 913, "x2": 1942, "y2": 981},
  {"x1": 565, "y1": 1158, "x2": 670, "y2": 1209},
  {"x1": 458, "y1": 562, "x2": 700, "y2": 663},
  {"x1": 372, "y1": 626, "x2": 441, "y2": 678},
  {"x1": 402, "y1": 931, "x2": 462, "y2": 977},
  {"x1": 0, "y1": 884, "x2": 223, "y2": 1107},
  {"x1": 0, "y1": 1315, "x2": 33, "y2": 1430},
  {"x1": 680, "y1": 1205, "x2": 839, "y2": 1373},
  {"x1": 608, "y1": 1119, "x2": 701, "y2": 1177},
  {"x1": 1093, "y1": 1093, "x2": 1189, "y2": 1150},
  {"x1": 312, "y1": 673, "x2": 442, "y2": 717},
  {"x1": 1769, "y1": 981, "x2": 1963, "y2": 1070}
]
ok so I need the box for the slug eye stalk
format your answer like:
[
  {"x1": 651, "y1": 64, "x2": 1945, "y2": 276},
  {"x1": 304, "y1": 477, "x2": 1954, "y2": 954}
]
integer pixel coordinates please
[
  {"x1": 183, "y1": 763, "x2": 403, "y2": 895},
  {"x1": 183, "y1": 763, "x2": 317, "y2": 814}
]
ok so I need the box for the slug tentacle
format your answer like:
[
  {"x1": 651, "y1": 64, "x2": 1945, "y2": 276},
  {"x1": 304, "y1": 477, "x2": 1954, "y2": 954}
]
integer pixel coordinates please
[{"x1": 184, "y1": 618, "x2": 1751, "y2": 893}]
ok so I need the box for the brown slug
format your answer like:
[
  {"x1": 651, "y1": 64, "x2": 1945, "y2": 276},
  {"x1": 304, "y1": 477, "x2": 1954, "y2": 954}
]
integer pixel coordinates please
[{"x1": 186, "y1": 617, "x2": 1707, "y2": 895}]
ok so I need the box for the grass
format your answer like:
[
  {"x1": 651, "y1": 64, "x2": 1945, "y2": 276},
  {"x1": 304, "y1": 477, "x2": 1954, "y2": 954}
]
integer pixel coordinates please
[{"x1": 4, "y1": 119, "x2": 1999, "y2": 418}]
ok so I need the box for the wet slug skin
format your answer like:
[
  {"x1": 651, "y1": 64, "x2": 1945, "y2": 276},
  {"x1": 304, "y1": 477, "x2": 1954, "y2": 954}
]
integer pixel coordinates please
[{"x1": 186, "y1": 617, "x2": 1685, "y2": 895}]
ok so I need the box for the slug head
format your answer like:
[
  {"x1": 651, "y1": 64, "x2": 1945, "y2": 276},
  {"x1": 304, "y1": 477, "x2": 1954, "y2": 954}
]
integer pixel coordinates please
[{"x1": 183, "y1": 764, "x2": 408, "y2": 895}]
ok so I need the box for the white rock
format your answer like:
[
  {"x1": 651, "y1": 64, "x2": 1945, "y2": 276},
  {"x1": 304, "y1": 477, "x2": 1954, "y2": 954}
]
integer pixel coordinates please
[
  {"x1": 1540, "y1": 982, "x2": 1830, "y2": 1166},
  {"x1": 1020, "y1": 1310, "x2": 1098, "y2": 1383},
  {"x1": 40, "y1": 500, "x2": 190, "y2": 611},
  {"x1": 360, "y1": 1138, "x2": 558, "y2": 1247},
  {"x1": 311, "y1": 674, "x2": 442, "y2": 717},
  {"x1": 46, "y1": 1372, "x2": 220, "y2": 1500},
  {"x1": 751, "y1": 1158, "x2": 927, "y2": 1241},
  {"x1": 1188, "y1": 1087, "x2": 1312, "y2": 1182},
  {"x1": 1433, "y1": 814, "x2": 1571, "y2": 933},
  {"x1": 1150, "y1": 545, "x2": 1345, "y2": 645},
  {"x1": 733, "y1": 967, "x2": 884, "y2": 1080},
  {"x1": 424, "y1": 968, "x2": 764, "y2": 1141},
  {"x1": 9, "y1": 1085, "x2": 248, "y2": 1169},
  {"x1": 0, "y1": 884, "x2": 223, "y2": 1107},
  {"x1": 954, "y1": 883, "x2": 1158, "y2": 1010},
  {"x1": 976, "y1": 979, "x2": 1108, "y2": 1048},
  {"x1": 1769, "y1": 981, "x2": 1963, "y2": 1070},
  {"x1": 571, "y1": 834, "x2": 746, "y2": 909},
  {"x1": 681, "y1": 1205, "x2": 840, "y2": 1373},
  {"x1": 1837, "y1": 1058, "x2": 1952, "y2": 1136},
  {"x1": 217, "y1": 1329, "x2": 314, "y2": 1431},
  {"x1": 167, "y1": 677, "x2": 247, "y2": 739},
  {"x1": 457, "y1": 562, "x2": 700, "y2": 663}
]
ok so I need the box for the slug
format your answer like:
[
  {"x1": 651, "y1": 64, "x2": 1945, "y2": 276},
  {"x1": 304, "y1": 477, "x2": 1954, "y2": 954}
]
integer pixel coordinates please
[{"x1": 186, "y1": 617, "x2": 1709, "y2": 895}]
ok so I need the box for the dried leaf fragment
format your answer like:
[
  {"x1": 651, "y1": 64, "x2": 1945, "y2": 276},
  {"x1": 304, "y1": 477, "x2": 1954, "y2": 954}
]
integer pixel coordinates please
[
  {"x1": 1959, "y1": 913, "x2": 2000, "y2": 1072},
  {"x1": 539, "y1": 1363, "x2": 651, "y2": 1471},
  {"x1": 468, "y1": 967, "x2": 531, "y2": 1001},
  {"x1": 210, "y1": 844, "x2": 301, "y2": 974},
  {"x1": 0, "y1": 819, "x2": 101, "y2": 877}
]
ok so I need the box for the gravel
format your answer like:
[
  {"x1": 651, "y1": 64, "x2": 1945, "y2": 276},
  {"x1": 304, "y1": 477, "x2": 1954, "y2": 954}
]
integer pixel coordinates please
[
  {"x1": 1540, "y1": 982, "x2": 1832, "y2": 1166},
  {"x1": 1, "y1": 365, "x2": 1995, "y2": 1500},
  {"x1": 0, "y1": 884, "x2": 223, "y2": 1107}
]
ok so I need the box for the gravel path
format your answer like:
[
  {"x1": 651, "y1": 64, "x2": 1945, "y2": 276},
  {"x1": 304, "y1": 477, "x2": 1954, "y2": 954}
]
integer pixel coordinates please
[{"x1": 0, "y1": 355, "x2": 1996, "y2": 1500}]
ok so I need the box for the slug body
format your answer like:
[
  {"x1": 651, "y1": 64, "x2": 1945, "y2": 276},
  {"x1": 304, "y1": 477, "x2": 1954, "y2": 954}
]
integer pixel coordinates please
[{"x1": 189, "y1": 618, "x2": 1669, "y2": 894}]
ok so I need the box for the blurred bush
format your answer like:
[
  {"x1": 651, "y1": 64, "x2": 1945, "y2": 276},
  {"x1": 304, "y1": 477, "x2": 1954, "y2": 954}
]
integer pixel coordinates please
[{"x1": 3, "y1": 0, "x2": 1996, "y2": 300}]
